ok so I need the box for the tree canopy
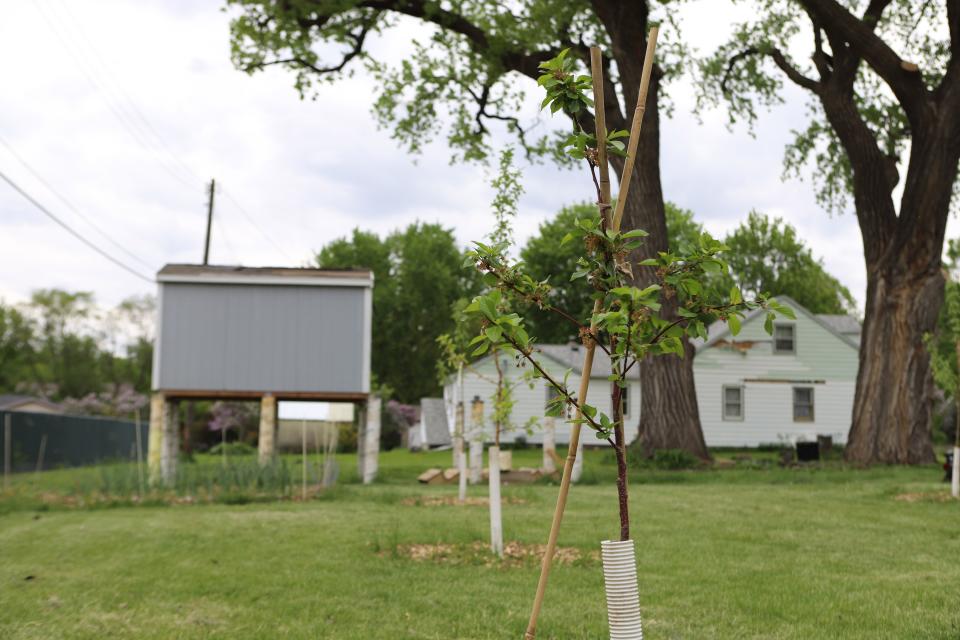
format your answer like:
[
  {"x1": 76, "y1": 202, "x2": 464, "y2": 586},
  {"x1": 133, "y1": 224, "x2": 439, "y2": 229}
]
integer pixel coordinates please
[
  {"x1": 723, "y1": 211, "x2": 855, "y2": 315},
  {"x1": 521, "y1": 204, "x2": 853, "y2": 342},
  {"x1": 521, "y1": 201, "x2": 704, "y2": 343},
  {"x1": 0, "y1": 291, "x2": 155, "y2": 408}
]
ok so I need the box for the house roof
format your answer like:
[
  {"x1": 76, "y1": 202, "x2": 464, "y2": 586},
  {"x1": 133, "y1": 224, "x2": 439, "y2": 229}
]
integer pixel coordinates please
[
  {"x1": 694, "y1": 295, "x2": 860, "y2": 353},
  {"x1": 157, "y1": 264, "x2": 374, "y2": 287},
  {"x1": 535, "y1": 343, "x2": 642, "y2": 380},
  {"x1": 0, "y1": 395, "x2": 62, "y2": 412},
  {"x1": 815, "y1": 314, "x2": 862, "y2": 336}
]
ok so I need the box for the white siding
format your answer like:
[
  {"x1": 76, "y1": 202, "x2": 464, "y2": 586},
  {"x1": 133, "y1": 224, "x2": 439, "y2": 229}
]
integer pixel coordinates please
[
  {"x1": 693, "y1": 299, "x2": 858, "y2": 447},
  {"x1": 443, "y1": 353, "x2": 640, "y2": 447}
]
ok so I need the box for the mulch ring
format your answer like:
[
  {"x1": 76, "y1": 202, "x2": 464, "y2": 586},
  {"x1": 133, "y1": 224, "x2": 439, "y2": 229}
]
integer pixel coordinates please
[
  {"x1": 400, "y1": 495, "x2": 527, "y2": 507},
  {"x1": 381, "y1": 541, "x2": 598, "y2": 567},
  {"x1": 893, "y1": 491, "x2": 955, "y2": 503}
]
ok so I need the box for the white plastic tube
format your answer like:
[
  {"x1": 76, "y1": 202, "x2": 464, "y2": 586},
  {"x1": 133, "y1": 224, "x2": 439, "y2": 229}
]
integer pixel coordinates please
[
  {"x1": 488, "y1": 445, "x2": 503, "y2": 557},
  {"x1": 601, "y1": 539, "x2": 643, "y2": 640}
]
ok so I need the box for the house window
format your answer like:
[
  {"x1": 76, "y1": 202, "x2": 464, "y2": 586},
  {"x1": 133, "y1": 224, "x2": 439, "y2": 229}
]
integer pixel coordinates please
[
  {"x1": 793, "y1": 387, "x2": 814, "y2": 421},
  {"x1": 545, "y1": 384, "x2": 561, "y2": 409},
  {"x1": 722, "y1": 385, "x2": 743, "y2": 420},
  {"x1": 619, "y1": 384, "x2": 631, "y2": 417},
  {"x1": 773, "y1": 323, "x2": 796, "y2": 354}
]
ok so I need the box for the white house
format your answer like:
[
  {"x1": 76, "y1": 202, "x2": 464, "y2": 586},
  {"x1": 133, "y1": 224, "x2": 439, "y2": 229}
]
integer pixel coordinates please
[
  {"x1": 693, "y1": 296, "x2": 860, "y2": 447},
  {"x1": 443, "y1": 343, "x2": 641, "y2": 447},
  {"x1": 445, "y1": 296, "x2": 860, "y2": 449}
]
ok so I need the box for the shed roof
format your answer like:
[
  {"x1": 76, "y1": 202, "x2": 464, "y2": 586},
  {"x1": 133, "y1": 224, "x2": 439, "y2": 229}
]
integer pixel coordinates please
[{"x1": 157, "y1": 264, "x2": 373, "y2": 287}]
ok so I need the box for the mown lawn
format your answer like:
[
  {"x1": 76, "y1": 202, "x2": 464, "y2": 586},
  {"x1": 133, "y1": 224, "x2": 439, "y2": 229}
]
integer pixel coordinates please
[{"x1": 0, "y1": 449, "x2": 956, "y2": 639}]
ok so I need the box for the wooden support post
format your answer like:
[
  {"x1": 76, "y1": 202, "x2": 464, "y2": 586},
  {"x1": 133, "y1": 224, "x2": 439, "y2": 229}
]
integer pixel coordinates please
[
  {"x1": 160, "y1": 398, "x2": 180, "y2": 486},
  {"x1": 3, "y1": 413, "x2": 10, "y2": 492},
  {"x1": 35, "y1": 434, "x2": 47, "y2": 474},
  {"x1": 364, "y1": 396, "x2": 381, "y2": 484},
  {"x1": 258, "y1": 394, "x2": 277, "y2": 466},
  {"x1": 147, "y1": 392, "x2": 165, "y2": 487},
  {"x1": 134, "y1": 409, "x2": 144, "y2": 496}
]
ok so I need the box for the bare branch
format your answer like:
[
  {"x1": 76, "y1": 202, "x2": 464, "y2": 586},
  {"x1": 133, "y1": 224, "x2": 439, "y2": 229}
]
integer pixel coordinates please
[{"x1": 721, "y1": 47, "x2": 822, "y2": 96}]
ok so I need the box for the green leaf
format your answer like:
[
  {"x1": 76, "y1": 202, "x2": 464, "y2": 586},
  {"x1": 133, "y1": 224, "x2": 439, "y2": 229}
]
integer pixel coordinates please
[
  {"x1": 728, "y1": 314, "x2": 741, "y2": 336},
  {"x1": 730, "y1": 286, "x2": 743, "y2": 305},
  {"x1": 764, "y1": 313, "x2": 774, "y2": 335}
]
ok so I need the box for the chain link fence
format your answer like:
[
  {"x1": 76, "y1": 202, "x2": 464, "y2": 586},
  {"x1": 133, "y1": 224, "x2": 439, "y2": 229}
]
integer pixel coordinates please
[{"x1": 0, "y1": 410, "x2": 147, "y2": 473}]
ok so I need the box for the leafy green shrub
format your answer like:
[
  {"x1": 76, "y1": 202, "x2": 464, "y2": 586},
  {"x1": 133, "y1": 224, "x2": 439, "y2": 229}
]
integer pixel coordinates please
[
  {"x1": 627, "y1": 448, "x2": 701, "y2": 470},
  {"x1": 209, "y1": 442, "x2": 257, "y2": 457}
]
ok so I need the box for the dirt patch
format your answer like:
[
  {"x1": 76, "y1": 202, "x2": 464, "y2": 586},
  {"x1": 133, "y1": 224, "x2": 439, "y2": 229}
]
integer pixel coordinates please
[
  {"x1": 894, "y1": 491, "x2": 955, "y2": 503},
  {"x1": 381, "y1": 540, "x2": 597, "y2": 567},
  {"x1": 400, "y1": 495, "x2": 527, "y2": 507}
]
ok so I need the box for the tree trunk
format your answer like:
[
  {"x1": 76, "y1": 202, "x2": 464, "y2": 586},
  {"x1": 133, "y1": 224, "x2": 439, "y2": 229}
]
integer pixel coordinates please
[
  {"x1": 605, "y1": 59, "x2": 711, "y2": 460},
  {"x1": 846, "y1": 263, "x2": 941, "y2": 464}
]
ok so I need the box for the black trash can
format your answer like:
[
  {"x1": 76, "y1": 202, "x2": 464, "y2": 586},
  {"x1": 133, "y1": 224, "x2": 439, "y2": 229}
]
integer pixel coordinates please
[{"x1": 796, "y1": 441, "x2": 820, "y2": 462}]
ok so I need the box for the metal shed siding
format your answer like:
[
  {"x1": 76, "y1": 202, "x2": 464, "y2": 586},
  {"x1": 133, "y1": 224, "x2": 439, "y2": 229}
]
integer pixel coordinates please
[{"x1": 156, "y1": 282, "x2": 369, "y2": 394}]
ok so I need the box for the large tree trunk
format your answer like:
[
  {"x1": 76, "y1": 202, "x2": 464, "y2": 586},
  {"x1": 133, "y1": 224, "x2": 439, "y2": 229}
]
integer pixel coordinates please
[
  {"x1": 599, "y1": 9, "x2": 711, "y2": 459},
  {"x1": 842, "y1": 126, "x2": 956, "y2": 465},
  {"x1": 846, "y1": 264, "x2": 941, "y2": 464}
]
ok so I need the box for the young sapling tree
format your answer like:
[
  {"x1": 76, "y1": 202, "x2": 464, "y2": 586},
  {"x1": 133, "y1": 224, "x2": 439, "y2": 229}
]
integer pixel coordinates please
[{"x1": 462, "y1": 34, "x2": 793, "y2": 638}]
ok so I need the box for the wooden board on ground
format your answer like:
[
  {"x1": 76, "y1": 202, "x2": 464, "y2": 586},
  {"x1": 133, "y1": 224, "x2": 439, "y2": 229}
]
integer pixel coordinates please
[{"x1": 417, "y1": 468, "x2": 444, "y2": 484}]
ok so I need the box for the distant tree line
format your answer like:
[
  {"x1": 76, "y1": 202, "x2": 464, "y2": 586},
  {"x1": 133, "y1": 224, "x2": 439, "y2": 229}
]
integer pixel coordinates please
[
  {"x1": 0, "y1": 289, "x2": 154, "y2": 415},
  {"x1": 316, "y1": 208, "x2": 851, "y2": 402}
]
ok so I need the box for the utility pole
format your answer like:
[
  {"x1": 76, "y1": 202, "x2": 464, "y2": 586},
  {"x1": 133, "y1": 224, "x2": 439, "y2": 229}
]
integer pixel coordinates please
[{"x1": 203, "y1": 178, "x2": 215, "y2": 265}]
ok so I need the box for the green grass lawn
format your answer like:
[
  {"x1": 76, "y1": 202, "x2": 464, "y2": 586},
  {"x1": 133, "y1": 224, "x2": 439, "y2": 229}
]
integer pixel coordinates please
[{"x1": 0, "y1": 449, "x2": 956, "y2": 639}]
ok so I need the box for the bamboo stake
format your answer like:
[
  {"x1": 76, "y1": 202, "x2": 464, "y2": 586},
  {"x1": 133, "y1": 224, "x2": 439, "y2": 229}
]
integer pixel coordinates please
[
  {"x1": 524, "y1": 31, "x2": 660, "y2": 640},
  {"x1": 611, "y1": 27, "x2": 660, "y2": 232},
  {"x1": 524, "y1": 44, "x2": 613, "y2": 640}
]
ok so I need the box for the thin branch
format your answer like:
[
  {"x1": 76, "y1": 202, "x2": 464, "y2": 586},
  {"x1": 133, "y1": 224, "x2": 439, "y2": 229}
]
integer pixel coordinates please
[
  {"x1": 722, "y1": 46, "x2": 822, "y2": 96},
  {"x1": 499, "y1": 333, "x2": 606, "y2": 435},
  {"x1": 246, "y1": 19, "x2": 372, "y2": 75}
]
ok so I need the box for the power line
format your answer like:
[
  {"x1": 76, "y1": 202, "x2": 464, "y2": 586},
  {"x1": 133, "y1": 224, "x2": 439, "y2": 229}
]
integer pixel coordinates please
[
  {"x1": 33, "y1": 1, "x2": 202, "y2": 193},
  {"x1": 33, "y1": 0, "x2": 295, "y2": 266},
  {"x1": 0, "y1": 169, "x2": 153, "y2": 284},
  {"x1": 51, "y1": 0, "x2": 207, "y2": 187},
  {"x1": 219, "y1": 188, "x2": 294, "y2": 262},
  {"x1": 0, "y1": 134, "x2": 155, "y2": 271}
]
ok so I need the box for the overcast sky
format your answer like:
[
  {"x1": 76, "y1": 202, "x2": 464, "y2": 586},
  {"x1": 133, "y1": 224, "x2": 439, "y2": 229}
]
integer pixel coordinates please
[{"x1": 1, "y1": 1, "x2": 949, "y2": 314}]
